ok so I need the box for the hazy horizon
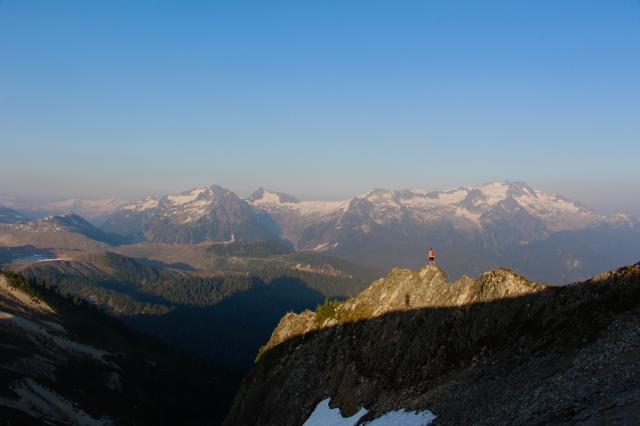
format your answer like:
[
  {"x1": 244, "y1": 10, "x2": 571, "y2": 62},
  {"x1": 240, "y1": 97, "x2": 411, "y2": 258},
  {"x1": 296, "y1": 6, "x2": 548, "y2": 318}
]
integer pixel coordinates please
[
  {"x1": 2, "y1": 178, "x2": 639, "y2": 219},
  {"x1": 1, "y1": 1, "x2": 639, "y2": 215}
]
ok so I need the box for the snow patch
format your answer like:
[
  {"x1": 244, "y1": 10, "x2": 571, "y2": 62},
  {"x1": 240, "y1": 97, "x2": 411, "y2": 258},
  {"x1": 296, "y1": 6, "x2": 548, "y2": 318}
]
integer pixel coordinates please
[
  {"x1": 398, "y1": 188, "x2": 468, "y2": 208},
  {"x1": 252, "y1": 195, "x2": 350, "y2": 217},
  {"x1": 253, "y1": 190, "x2": 283, "y2": 205},
  {"x1": 0, "y1": 379, "x2": 113, "y2": 425},
  {"x1": 36, "y1": 257, "x2": 73, "y2": 262},
  {"x1": 366, "y1": 409, "x2": 437, "y2": 425},
  {"x1": 477, "y1": 181, "x2": 509, "y2": 205},
  {"x1": 166, "y1": 188, "x2": 208, "y2": 205},
  {"x1": 406, "y1": 187, "x2": 428, "y2": 195},
  {"x1": 294, "y1": 200, "x2": 350, "y2": 216},
  {"x1": 455, "y1": 207, "x2": 481, "y2": 223},
  {"x1": 0, "y1": 311, "x2": 109, "y2": 360},
  {"x1": 123, "y1": 196, "x2": 158, "y2": 212},
  {"x1": 516, "y1": 191, "x2": 581, "y2": 214},
  {"x1": 433, "y1": 188, "x2": 469, "y2": 205},
  {"x1": 303, "y1": 398, "x2": 368, "y2": 426},
  {"x1": 303, "y1": 398, "x2": 436, "y2": 426}
]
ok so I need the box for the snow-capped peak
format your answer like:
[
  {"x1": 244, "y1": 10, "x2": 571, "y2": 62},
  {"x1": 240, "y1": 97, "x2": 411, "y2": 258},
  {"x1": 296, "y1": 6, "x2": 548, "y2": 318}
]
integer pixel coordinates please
[
  {"x1": 406, "y1": 187, "x2": 428, "y2": 195},
  {"x1": 605, "y1": 212, "x2": 640, "y2": 229},
  {"x1": 337, "y1": 181, "x2": 605, "y2": 230},
  {"x1": 476, "y1": 181, "x2": 510, "y2": 205},
  {"x1": 247, "y1": 188, "x2": 299, "y2": 205},
  {"x1": 247, "y1": 189, "x2": 350, "y2": 217},
  {"x1": 253, "y1": 190, "x2": 281, "y2": 205},
  {"x1": 165, "y1": 188, "x2": 209, "y2": 206}
]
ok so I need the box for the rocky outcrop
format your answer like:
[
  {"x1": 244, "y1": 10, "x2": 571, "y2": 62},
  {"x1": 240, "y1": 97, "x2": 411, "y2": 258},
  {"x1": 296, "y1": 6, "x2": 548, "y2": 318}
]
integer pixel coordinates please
[
  {"x1": 261, "y1": 264, "x2": 545, "y2": 352},
  {"x1": 225, "y1": 262, "x2": 640, "y2": 425}
]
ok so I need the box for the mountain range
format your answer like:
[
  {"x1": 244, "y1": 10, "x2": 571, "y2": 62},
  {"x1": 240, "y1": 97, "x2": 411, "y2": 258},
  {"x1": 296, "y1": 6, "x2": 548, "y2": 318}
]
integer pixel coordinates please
[
  {"x1": 2, "y1": 181, "x2": 639, "y2": 283},
  {"x1": 0, "y1": 214, "x2": 126, "y2": 252},
  {"x1": 99, "y1": 181, "x2": 640, "y2": 283},
  {"x1": 0, "y1": 196, "x2": 126, "y2": 224},
  {"x1": 101, "y1": 185, "x2": 282, "y2": 244}
]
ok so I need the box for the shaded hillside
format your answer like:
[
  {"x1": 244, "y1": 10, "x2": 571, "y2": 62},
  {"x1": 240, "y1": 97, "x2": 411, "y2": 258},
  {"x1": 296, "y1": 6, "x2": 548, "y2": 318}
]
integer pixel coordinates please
[
  {"x1": 0, "y1": 272, "x2": 237, "y2": 425},
  {"x1": 226, "y1": 262, "x2": 640, "y2": 425},
  {"x1": 20, "y1": 252, "x2": 370, "y2": 368}
]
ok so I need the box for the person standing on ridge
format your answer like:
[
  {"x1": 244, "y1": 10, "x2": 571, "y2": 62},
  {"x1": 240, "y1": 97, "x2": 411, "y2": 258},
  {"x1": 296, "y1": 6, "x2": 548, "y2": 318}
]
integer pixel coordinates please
[{"x1": 428, "y1": 248, "x2": 436, "y2": 266}]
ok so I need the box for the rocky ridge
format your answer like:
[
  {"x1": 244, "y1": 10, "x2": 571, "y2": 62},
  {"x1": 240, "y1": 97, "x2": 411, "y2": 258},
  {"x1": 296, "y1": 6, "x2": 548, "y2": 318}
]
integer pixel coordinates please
[
  {"x1": 226, "y1": 262, "x2": 640, "y2": 425},
  {"x1": 261, "y1": 264, "x2": 546, "y2": 353}
]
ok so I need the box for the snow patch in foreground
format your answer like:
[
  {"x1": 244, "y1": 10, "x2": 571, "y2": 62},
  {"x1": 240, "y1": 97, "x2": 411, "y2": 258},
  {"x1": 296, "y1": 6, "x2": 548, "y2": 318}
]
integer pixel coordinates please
[
  {"x1": 303, "y1": 398, "x2": 436, "y2": 426},
  {"x1": 0, "y1": 379, "x2": 113, "y2": 426},
  {"x1": 366, "y1": 409, "x2": 437, "y2": 425}
]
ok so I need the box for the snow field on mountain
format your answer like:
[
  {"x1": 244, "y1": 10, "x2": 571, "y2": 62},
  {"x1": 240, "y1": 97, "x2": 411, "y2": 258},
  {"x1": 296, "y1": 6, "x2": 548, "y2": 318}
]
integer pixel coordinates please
[
  {"x1": 303, "y1": 398, "x2": 436, "y2": 426},
  {"x1": 251, "y1": 189, "x2": 350, "y2": 216},
  {"x1": 123, "y1": 196, "x2": 158, "y2": 212},
  {"x1": 0, "y1": 379, "x2": 113, "y2": 426},
  {"x1": 166, "y1": 188, "x2": 209, "y2": 205},
  {"x1": 477, "y1": 181, "x2": 510, "y2": 204},
  {"x1": 0, "y1": 276, "x2": 108, "y2": 360},
  {"x1": 247, "y1": 181, "x2": 599, "y2": 230}
]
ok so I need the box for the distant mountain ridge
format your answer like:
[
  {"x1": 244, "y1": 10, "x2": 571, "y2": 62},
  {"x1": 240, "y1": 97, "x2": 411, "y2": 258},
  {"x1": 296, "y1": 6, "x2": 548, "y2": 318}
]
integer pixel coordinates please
[
  {"x1": 248, "y1": 181, "x2": 606, "y2": 238},
  {"x1": 102, "y1": 185, "x2": 283, "y2": 244},
  {"x1": 95, "y1": 181, "x2": 640, "y2": 282},
  {"x1": 0, "y1": 194, "x2": 126, "y2": 224},
  {"x1": 3, "y1": 181, "x2": 639, "y2": 283},
  {"x1": 246, "y1": 181, "x2": 640, "y2": 282},
  {"x1": 43, "y1": 198, "x2": 126, "y2": 224},
  {"x1": 0, "y1": 214, "x2": 125, "y2": 251}
]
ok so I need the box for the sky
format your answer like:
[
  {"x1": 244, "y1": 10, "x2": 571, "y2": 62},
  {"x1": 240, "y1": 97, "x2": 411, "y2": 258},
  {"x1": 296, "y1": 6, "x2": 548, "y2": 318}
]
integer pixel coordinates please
[{"x1": 1, "y1": 1, "x2": 639, "y2": 215}]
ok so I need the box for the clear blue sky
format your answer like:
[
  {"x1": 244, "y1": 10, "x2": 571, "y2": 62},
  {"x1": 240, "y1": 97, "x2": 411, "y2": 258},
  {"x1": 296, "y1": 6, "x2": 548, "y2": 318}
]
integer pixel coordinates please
[{"x1": 1, "y1": 1, "x2": 639, "y2": 214}]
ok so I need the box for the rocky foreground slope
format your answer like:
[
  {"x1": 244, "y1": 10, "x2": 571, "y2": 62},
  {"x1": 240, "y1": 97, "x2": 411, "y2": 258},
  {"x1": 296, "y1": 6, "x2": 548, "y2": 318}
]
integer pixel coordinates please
[
  {"x1": 225, "y1": 262, "x2": 640, "y2": 425},
  {"x1": 0, "y1": 272, "x2": 233, "y2": 425}
]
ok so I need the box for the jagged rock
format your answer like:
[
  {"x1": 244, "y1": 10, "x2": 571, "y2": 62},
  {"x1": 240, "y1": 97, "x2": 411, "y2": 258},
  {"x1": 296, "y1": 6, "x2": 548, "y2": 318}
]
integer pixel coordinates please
[
  {"x1": 263, "y1": 264, "x2": 546, "y2": 350},
  {"x1": 225, "y1": 262, "x2": 640, "y2": 426}
]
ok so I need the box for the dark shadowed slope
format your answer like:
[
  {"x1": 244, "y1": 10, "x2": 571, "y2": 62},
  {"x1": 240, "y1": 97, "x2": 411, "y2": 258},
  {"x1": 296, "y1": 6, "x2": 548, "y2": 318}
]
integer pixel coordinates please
[
  {"x1": 225, "y1": 262, "x2": 640, "y2": 425},
  {"x1": 19, "y1": 251, "x2": 370, "y2": 368},
  {"x1": 0, "y1": 272, "x2": 236, "y2": 425}
]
